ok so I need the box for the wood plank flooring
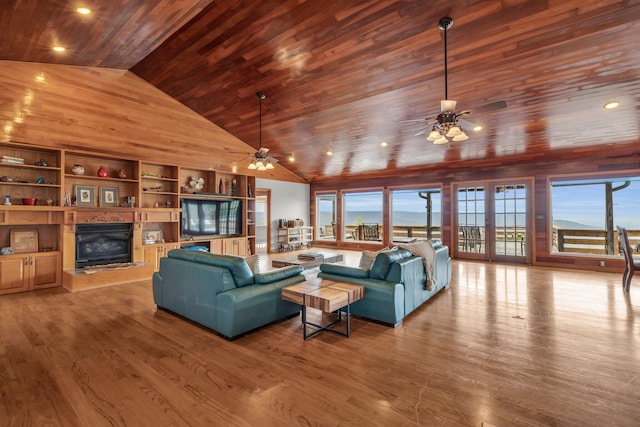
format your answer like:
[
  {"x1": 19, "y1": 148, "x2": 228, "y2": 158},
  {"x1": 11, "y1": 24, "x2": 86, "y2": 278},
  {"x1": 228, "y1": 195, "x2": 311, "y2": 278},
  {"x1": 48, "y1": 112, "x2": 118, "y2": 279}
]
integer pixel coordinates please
[{"x1": 1, "y1": 254, "x2": 639, "y2": 426}]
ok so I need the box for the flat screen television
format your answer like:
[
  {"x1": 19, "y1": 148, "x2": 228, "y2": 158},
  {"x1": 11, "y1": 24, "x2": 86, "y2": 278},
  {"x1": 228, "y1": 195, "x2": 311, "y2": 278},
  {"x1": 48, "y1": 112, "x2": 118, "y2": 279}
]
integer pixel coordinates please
[{"x1": 181, "y1": 198, "x2": 243, "y2": 237}]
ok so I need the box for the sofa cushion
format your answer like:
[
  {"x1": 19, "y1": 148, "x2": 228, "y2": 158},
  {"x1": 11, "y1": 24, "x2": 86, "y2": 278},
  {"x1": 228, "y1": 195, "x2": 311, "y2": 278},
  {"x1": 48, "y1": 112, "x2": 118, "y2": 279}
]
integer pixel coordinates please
[
  {"x1": 168, "y1": 250, "x2": 254, "y2": 287},
  {"x1": 369, "y1": 248, "x2": 413, "y2": 280},
  {"x1": 358, "y1": 250, "x2": 378, "y2": 270},
  {"x1": 320, "y1": 263, "x2": 370, "y2": 278},
  {"x1": 168, "y1": 248, "x2": 199, "y2": 262},
  {"x1": 193, "y1": 253, "x2": 254, "y2": 287},
  {"x1": 359, "y1": 246, "x2": 396, "y2": 269},
  {"x1": 254, "y1": 265, "x2": 304, "y2": 284}
]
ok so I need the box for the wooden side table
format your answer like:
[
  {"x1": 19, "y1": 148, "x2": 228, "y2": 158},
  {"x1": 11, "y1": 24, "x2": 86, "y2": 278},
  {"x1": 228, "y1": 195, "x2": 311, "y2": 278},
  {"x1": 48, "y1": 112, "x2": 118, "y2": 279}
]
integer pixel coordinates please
[{"x1": 282, "y1": 278, "x2": 364, "y2": 339}]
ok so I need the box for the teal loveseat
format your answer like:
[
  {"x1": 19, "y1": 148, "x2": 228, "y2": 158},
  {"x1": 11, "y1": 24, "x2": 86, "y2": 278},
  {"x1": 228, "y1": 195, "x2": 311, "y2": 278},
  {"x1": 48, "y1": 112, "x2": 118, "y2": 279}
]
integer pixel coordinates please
[
  {"x1": 317, "y1": 242, "x2": 451, "y2": 327},
  {"x1": 152, "y1": 249, "x2": 305, "y2": 339}
]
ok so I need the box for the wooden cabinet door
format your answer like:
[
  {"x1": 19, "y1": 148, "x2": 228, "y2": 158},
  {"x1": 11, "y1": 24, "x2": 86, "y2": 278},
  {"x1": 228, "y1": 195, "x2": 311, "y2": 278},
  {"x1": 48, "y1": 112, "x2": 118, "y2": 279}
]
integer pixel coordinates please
[
  {"x1": 223, "y1": 238, "x2": 247, "y2": 256},
  {"x1": 30, "y1": 252, "x2": 61, "y2": 290},
  {"x1": 210, "y1": 239, "x2": 223, "y2": 254},
  {"x1": 143, "y1": 245, "x2": 161, "y2": 271},
  {"x1": 237, "y1": 238, "x2": 247, "y2": 256},
  {"x1": 143, "y1": 243, "x2": 179, "y2": 271},
  {"x1": 223, "y1": 238, "x2": 235, "y2": 255},
  {"x1": 0, "y1": 256, "x2": 29, "y2": 295}
]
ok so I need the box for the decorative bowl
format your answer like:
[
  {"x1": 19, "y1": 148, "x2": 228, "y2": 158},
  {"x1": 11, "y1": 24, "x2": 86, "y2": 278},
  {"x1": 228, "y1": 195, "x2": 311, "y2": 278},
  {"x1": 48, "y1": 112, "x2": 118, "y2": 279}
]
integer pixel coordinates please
[{"x1": 22, "y1": 198, "x2": 37, "y2": 205}]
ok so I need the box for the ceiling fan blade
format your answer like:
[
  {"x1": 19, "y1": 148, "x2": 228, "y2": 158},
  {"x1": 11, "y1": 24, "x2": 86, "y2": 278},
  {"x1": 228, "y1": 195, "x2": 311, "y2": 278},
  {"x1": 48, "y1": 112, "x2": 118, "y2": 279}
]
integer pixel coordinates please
[
  {"x1": 414, "y1": 126, "x2": 431, "y2": 137},
  {"x1": 470, "y1": 100, "x2": 507, "y2": 114},
  {"x1": 258, "y1": 147, "x2": 270, "y2": 154},
  {"x1": 397, "y1": 118, "x2": 429, "y2": 123},
  {"x1": 457, "y1": 118, "x2": 477, "y2": 130}
]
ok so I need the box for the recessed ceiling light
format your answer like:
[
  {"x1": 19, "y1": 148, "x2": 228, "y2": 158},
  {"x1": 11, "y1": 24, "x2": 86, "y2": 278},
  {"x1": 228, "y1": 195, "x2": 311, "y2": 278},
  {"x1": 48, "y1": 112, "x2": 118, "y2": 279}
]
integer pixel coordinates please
[
  {"x1": 326, "y1": 150, "x2": 333, "y2": 156},
  {"x1": 288, "y1": 154, "x2": 295, "y2": 162},
  {"x1": 604, "y1": 101, "x2": 620, "y2": 110},
  {"x1": 472, "y1": 125, "x2": 482, "y2": 132},
  {"x1": 380, "y1": 141, "x2": 388, "y2": 147},
  {"x1": 35, "y1": 74, "x2": 45, "y2": 82},
  {"x1": 77, "y1": 7, "x2": 91, "y2": 15},
  {"x1": 52, "y1": 46, "x2": 66, "y2": 52}
]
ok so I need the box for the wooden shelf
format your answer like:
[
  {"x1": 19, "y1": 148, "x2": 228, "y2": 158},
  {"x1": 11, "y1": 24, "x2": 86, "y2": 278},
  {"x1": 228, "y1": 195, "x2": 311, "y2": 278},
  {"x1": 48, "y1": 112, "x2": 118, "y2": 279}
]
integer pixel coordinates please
[{"x1": 65, "y1": 174, "x2": 137, "y2": 184}]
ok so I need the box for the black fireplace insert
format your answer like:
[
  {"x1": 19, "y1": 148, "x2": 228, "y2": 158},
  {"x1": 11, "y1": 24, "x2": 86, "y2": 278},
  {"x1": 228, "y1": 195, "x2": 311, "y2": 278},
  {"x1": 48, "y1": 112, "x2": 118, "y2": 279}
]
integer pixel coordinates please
[{"x1": 75, "y1": 223, "x2": 133, "y2": 268}]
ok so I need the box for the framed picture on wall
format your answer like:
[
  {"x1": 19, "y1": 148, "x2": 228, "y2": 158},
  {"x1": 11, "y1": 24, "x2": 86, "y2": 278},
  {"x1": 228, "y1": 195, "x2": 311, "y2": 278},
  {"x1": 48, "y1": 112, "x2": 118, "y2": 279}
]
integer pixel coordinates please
[
  {"x1": 99, "y1": 186, "x2": 119, "y2": 207},
  {"x1": 74, "y1": 185, "x2": 96, "y2": 207},
  {"x1": 11, "y1": 229, "x2": 39, "y2": 253}
]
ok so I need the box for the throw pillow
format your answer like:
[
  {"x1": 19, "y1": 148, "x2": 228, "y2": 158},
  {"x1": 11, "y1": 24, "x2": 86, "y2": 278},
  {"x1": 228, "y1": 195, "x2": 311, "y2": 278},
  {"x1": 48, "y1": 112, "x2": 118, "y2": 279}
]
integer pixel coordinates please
[
  {"x1": 359, "y1": 246, "x2": 396, "y2": 270},
  {"x1": 358, "y1": 250, "x2": 378, "y2": 269}
]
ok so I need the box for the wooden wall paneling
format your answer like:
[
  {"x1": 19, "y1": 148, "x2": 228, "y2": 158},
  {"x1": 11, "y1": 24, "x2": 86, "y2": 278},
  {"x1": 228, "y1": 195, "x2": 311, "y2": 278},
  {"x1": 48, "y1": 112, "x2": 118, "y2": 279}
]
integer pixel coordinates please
[{"x1": 0, "y1": 61, "x2": 306, "y2": 184}]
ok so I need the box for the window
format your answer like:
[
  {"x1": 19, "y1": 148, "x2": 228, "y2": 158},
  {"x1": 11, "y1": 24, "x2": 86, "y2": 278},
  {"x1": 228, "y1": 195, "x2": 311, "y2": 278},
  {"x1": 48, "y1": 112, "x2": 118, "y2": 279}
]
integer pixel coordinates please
[
  {"x1": 316, "y1": 193, "x2": 336, "y2": 240},
  {"x1": 550, "y1": 176, "x2": 640, "y2": 255},
  {"x1": 343, "y1": 191, "x2": 383, "y2": 241},
  {"x1": 390, "y1": 188, "x2": 441, "y2": 242}
]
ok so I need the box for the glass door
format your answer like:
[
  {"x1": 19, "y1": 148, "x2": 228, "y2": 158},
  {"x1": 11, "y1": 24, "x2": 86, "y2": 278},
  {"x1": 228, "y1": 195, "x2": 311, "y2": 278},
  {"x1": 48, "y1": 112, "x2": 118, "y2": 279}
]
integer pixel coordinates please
[
  {"x1": 493, "y1": 183, "x2": 528, "y2": 263},
  {"x1": 457, "y1": 186, "x2": 486, "y2": 260},
  {"x1": 455, "y1": 180, "x2": 531, "y2": 263}
]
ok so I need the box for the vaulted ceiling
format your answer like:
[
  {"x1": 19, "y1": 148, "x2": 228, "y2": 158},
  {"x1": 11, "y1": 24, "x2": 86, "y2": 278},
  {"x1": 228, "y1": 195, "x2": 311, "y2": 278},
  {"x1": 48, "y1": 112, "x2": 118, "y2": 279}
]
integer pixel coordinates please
[{"x1": 2, "y1": 1, "x2": 639, "y2": 183}]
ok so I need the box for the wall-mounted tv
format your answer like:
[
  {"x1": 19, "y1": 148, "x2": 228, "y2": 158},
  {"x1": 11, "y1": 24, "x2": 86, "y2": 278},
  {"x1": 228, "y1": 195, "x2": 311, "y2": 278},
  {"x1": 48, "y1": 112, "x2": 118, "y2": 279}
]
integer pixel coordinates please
[{"x1": 181, "y1": 198, "x2": 243, "y2": 237}]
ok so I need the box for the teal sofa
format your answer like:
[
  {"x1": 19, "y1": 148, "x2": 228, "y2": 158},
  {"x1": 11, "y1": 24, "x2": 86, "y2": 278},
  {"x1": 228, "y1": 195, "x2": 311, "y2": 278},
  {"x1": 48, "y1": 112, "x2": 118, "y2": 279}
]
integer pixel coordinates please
[
  {"x1": 317, "y1": 242, "x2": 451, "y2": 327},
  {"x1": 152, "y1": 249, "x2": 305, "y2": 339}
]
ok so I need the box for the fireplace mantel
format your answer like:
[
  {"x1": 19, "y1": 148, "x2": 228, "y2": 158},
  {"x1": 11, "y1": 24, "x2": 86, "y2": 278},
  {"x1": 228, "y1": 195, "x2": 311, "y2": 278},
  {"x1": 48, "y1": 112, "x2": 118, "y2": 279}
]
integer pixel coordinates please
[{"x1": 64, "y1": 208, "x2": 137, "y2": 224}]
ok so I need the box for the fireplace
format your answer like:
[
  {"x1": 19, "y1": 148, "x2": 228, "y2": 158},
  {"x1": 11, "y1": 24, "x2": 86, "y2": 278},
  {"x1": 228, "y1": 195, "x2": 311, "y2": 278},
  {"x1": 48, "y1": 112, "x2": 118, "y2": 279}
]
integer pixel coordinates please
[{"x1": 75, "y1": 223, "x2": 133, "y2": 269}]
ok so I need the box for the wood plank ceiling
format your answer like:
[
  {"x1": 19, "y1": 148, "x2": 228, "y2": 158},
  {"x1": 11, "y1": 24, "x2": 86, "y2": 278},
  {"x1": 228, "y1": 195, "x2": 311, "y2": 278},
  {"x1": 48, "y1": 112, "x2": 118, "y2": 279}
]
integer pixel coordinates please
[{"x1": 2, "y1": 0, "x2": 639, "y2": 183}]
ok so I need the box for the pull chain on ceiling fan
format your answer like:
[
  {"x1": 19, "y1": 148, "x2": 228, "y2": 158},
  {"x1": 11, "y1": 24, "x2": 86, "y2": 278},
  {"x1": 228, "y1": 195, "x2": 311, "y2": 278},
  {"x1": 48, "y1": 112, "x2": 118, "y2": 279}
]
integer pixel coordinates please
[
  {"x1": 247, "y1": 91, "x2": 276, "y2": 171},
  {"x1": 399, "y1": 16, "x2": 507, "y2": 144}
]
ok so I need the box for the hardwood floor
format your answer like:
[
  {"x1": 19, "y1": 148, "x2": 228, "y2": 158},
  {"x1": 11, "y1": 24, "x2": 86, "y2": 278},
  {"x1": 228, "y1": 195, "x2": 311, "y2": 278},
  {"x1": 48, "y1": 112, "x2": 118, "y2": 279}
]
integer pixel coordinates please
[{"x1": 1, "y1": 254, "x2": 639, "y2": 426}]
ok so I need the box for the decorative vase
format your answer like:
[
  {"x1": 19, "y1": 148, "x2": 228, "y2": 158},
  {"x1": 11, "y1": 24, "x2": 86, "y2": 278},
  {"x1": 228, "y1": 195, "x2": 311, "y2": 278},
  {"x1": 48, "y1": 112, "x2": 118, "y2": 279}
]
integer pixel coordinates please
[
  {"x1": 71, "y1": 164, "x2": 85, "y2": 175},
  {"x1": 248, "y1": 183, "x2": 253, "y2": 198},
  {"x1": 3, "y1": 195, "x2": 11, "y2": 206},
  {"x1": 118, "y1": 168, "x2": 127, "y2": 179},
  {"x1": 97, "y1": 165, "x2": 108, "y2": 178}
]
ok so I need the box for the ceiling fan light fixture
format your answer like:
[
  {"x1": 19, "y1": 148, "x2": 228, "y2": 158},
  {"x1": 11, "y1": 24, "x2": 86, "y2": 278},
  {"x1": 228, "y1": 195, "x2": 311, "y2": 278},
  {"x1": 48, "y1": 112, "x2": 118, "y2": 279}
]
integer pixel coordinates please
[
  {"x1": 248, "y1": 91, "x2": 278, "y2": 171},
  {"x1": 427, "y1": 130, "x2": 441, "y2": 141},
  {"x1": 402, "y1": 16, "x2": 506, "y2": 148},
  {"x1": 446, "y1": 126, "x2": 461, "y2": 137},
  {"x1": 452, "y1": 132, "x2": 469, "y2": 142},
  {"x1": 441, "y1": 100, "x2": 456, "y2": 112}
]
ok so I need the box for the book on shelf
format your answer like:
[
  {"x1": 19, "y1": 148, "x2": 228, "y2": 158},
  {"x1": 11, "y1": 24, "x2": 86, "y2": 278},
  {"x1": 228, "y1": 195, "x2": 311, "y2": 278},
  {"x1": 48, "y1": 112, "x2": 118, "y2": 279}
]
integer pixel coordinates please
[{"x1": 1, "y1": 157, "x2": 25, "y2": 164}]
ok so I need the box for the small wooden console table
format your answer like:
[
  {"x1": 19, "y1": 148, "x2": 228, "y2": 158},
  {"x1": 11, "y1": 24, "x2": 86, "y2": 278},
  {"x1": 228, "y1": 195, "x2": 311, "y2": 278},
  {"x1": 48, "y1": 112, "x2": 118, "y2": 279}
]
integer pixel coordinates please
[{"x1": 282, "y1": 278, "x2": 364, "y2": 339}]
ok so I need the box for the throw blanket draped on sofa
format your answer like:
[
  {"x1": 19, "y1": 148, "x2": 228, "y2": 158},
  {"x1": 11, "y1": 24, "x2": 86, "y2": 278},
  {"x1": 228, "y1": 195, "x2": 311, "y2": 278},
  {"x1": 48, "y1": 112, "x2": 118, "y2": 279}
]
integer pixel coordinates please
[{"x1": 398, "y1": 240, "x2": 436, "y2": 290}]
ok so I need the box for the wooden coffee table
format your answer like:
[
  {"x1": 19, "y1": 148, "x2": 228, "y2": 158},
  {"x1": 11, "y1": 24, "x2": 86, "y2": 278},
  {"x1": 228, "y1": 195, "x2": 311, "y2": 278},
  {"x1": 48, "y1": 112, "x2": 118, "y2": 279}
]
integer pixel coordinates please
[
  {"x1": 282, "y1": 278, "x2": 364, "y2": 339},
  {"x1": 271, "y1": 251, "x2": 343, "y2": 270}
]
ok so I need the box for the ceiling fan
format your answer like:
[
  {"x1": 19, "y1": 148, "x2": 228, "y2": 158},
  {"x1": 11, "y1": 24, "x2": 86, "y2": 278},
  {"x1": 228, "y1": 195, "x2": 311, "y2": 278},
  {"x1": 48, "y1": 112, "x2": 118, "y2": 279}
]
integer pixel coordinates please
[
  {"x1": 247, "y1": 91, "x2": 278, "y2": 171},
  {"x1": 399, "y1": 17, "x2": 507, "y2": 144}
]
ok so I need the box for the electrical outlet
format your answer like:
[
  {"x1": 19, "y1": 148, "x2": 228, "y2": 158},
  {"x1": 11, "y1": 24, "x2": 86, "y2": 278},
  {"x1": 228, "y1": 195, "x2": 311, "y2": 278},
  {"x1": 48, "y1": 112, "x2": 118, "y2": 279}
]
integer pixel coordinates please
[{"x1": 599, "y1": 260, "x2": 605, "y2": 267}]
